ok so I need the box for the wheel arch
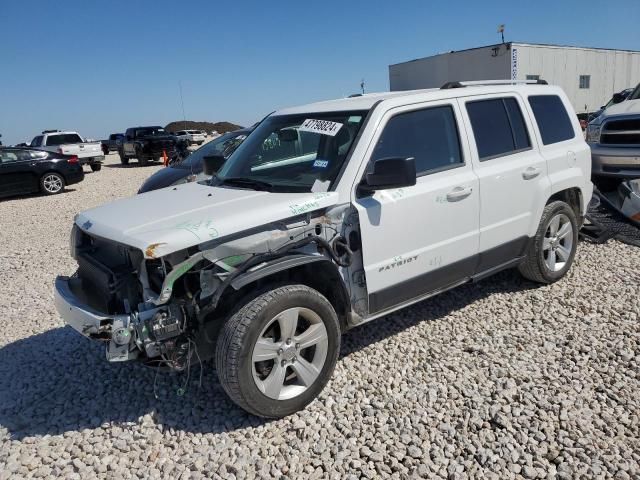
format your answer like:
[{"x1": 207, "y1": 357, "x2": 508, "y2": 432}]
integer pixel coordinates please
[
  {"x1": 202, "y1": 255, "x2": 351, "y2": 347},
  {"x1": 546, "y1": 187, "x2": 583, "y2": 223}
]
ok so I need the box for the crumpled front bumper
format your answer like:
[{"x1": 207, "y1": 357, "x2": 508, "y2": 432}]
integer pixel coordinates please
[{"x1": 54, "y1": 276, "x2": 134, "y2": 351}]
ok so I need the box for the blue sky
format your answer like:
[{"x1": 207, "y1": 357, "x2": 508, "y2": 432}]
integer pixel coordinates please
[{"x1": 1, "y1": 0, "x2": 638, "y2": 145}]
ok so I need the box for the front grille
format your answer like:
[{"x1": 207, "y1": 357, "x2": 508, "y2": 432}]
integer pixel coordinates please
[
  {"x1": 75, "y1": 233, "x2": 142, "y2": 314},
  {"x1": 601, "y1": 118, "x2": 640, "y2": 145}
]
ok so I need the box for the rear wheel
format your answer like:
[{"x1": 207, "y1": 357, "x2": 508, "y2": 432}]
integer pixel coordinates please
[
  {"x1": 40, "y1": 172, "x2": 65, "y2": 195},
  {"x1": 518, "y1": 201, "x2": 578, "y2": 284},
  {"x1": 90, "y1": 163, "x2": 102, "y2": 172},
  {"x1": 139, "y1": 155, "x2": 148, "y2": 166},
  {"x1": 216, "y1": 284, "x2": 340, "y2": 418}
]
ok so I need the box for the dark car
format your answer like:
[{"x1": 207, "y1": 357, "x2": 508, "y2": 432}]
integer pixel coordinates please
[
  {"x1": 101, "y1": 133, "x2": 124, "y2": 155},
  {"x1": 119, "y1": 126, "x2": 178, "y2": 166},
  {"x1": 138, "y1": 128, "x2": 250, "y2": 193},
  {"x1": 0, "y1": 147, "x2": 84, "y2": 198}
]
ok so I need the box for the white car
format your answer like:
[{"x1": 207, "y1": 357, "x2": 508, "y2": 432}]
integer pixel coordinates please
[
  {"x1": 55, "y1": 80, "x2": 591, "y2": 418},
  {"x1": 174, "y1": 129, "x2": 206, "y2": 145},
  {"x1": 30, "y1": 130, "x2": 104, "y2": 171}
]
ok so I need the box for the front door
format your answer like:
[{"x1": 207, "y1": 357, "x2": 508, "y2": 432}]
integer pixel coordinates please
[{"x1": 353, "y1": 101, "x2": 480, "y2": 315}]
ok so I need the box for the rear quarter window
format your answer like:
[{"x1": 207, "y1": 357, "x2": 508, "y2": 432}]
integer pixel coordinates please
[{"x1": 528, "y1": 95, "x2": 575, "y2": 145}]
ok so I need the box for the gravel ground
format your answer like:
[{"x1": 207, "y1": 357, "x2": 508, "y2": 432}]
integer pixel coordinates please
[{"x1": 0, "y1": 154, "x2": 639, "y2": 479}]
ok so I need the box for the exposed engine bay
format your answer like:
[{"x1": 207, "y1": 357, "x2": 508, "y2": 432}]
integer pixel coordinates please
[{"x1": 66, "y1": 204, "x2": 366, "y2": 370}]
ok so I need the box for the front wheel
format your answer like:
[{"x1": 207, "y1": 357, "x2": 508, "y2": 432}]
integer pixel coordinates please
[
  {"x1": 216, "y1": 284, "x2": 341, "y2": 418},
  {"x1": 119, "y1": 152, "x2": 129, "y2": 165},
  {"x1": 518, "y1": 201, "x2": 578, "y2": 284}
]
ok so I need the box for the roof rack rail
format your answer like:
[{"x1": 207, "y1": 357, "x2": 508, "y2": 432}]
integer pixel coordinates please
[
  {"x1": 440, "y1": 79, "x2": 548, "y2": 89},
  {"x1": 42, "y1": 129, "x2": 61, "y2": 134}
]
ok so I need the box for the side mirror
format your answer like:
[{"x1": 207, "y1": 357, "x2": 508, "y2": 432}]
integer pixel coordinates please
[
  {"x1": 612, "y1": 93, "x2": 625, "y2": 104},
  {"x1": 359, "y1": 157, "x2": 416, "y2": 194},
  {"x1": 202, "y1": 154, "x2": 226, "y2": 175}
]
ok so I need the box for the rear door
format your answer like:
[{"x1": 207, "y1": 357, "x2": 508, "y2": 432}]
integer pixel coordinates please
[
  {"x1": 458, "y1": 94, "x2": 550, "y2": 272},
  {"x1": 124, "y1": 129, "x2": 137, "y2": 156},
  {"x1": 0, "y1": 149, "x2": 37, "y2": 196},
  {"x1": 353, "y1": 100, "x2": 480, "y2": 314}
]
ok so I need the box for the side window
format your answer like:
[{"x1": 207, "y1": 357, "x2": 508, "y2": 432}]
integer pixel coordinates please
[
  {"x1": 259, "y1": 131, "x2": 301, "y2": 163},
  {"x1": 371, "y1": 105, "x2": 463, "y2": 176},
  {"x1": 528, "y1": 95, "x2": 575, "y2": 145},
  {"x1": 0, "y1": 150, "x2": 19, "y2": 163},
  {"x1": 466, "y1": 97, "x2": 531, "y2": 161},
  {"x1": 31, "y1": 136, "x2": 43, "y2": 147}
]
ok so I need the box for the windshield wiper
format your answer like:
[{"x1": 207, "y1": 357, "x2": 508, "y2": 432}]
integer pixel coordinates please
[{"x1": 220, "y1": 177, "x2": 274, "y2": 191}]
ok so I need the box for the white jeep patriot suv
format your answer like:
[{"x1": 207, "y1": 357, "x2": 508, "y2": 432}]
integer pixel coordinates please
[{"x1": 55, "y1": 80, "x2": 592, "y2": 417}]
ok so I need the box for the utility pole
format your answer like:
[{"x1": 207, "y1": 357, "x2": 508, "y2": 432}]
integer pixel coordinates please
[
  {"x1": 179, "y1": 81, "x2": 187, "y2": 130},
  {"x1": 498, "y1": 24, "x2": 505, "y2": 44}
]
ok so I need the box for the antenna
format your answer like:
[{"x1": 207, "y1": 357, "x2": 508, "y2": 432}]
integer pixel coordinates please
[
  {"x1": 360, "y1": 78, "x2": 365, "y2": 95},
  {"x1": 497, "y1": 24, "x2": 505, "y2": 43},
  {"x1": 179, "y1": 81, "x2": 187, "y2": 131}
]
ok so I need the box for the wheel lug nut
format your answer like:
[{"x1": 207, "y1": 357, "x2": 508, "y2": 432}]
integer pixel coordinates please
[
  {"x1": 277, "y1": 348, "x2": 283, "y2": 355},
  {"x1": 292, "y1": 356, "x2": 297, "y2": 363},
  {"x1": 286, "y1": 338, "x2": 292, "y2": 345},
  {"x1": 295, "y1": 343, "x2": 300, "y2": 349},
  {"x1": 280, "y1": 360, "x2": 286, "y2": 367}
]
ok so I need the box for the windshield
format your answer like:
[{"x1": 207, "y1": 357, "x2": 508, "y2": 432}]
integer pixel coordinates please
[
  {"x1": 214, "y1": 111, "x2": 367, "y2": 192},
  {"x1": 136, "y1": 127, "x2": 166, "y2": 137},
  {"x1": 179, "y1": 131, "x2": 249, "y2": 169},
  {"x1": 628, "y1": 83, "x2": 640, "y2": 101}
]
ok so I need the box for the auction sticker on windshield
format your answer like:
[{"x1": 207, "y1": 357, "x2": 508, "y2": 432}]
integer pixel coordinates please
[{"x1": 299, "y1": 119, "x2": 343, "y2": 136}]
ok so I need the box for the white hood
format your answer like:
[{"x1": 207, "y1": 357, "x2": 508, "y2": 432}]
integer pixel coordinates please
[
  {"x1": 602, "y1": 98, "x2": 640, "y2": 117},
  {"x1": 75, "y1": 183, "x2": 339, "y2": 258}
]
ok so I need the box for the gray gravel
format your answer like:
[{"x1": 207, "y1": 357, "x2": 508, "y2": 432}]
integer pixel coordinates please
[{"x1": 1, "y1": 154, "x2": 639, "y2": 479}]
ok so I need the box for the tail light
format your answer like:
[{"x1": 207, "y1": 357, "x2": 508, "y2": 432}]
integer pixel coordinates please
[{"x1": 68, "y1": 155, "x2": 79, "y2": 164}]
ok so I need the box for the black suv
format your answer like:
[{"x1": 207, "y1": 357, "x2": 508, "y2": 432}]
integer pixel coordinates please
[{"x1": 118, "y1": 126, "x2": 178, "y2": 166}]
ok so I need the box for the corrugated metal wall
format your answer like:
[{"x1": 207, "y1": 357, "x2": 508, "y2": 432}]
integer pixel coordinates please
[
  {"x1": 389, "y1": 45, "x2": 510, "y2": 91},
  {"x1": 389, "y1": 43, "x2": 640, "y2": 114},
  {"x1": 515, "y1": 44, "x2": 640, "y2": 114}
]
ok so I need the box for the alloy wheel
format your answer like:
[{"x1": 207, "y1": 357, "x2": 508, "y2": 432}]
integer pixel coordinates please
[
  {"x1": 542, "y1": 213, "x2": 573, "y2": 272},
  {"x1": 251, "y1": 307, "x2": 328, "y2": 400},
  {"x1": 43, "y1": 174, "x2": 63, "y2": 193}
]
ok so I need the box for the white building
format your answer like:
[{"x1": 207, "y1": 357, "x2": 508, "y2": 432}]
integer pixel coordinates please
[{"x1": 389, "y1": 42, "x2": 640, "y2": 115}]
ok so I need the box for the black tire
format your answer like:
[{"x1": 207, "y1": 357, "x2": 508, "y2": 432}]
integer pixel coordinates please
[
  {"x1": 139, "y1": 155, "x2": 148, "y2": 166},
  {"x1": 215, "y1": 284, "x2": 340, "y2": 418},
  {"x1": 119, "y1": 152, "x2": 129, "y2": 165},
  {"x1": 518, "y1": 201, "x2": 578, "y2": 284},
  {"x1": 40, "y1": 172, "x2": 65, "y2": 195},
  {"x1": 90, "y1": 163, "x2": 102, "y2": 172}
]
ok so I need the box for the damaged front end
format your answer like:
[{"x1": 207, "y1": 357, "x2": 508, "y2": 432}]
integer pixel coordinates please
[{"x1": 54, "y1": 202, "x2": 362, "y2": 370}]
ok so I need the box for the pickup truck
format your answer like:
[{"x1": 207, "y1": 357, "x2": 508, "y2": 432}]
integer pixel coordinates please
[
  {"x1": 30, "y1": 130, "x2": 104, "y2": 171},
  {"x1": 119, "y1": 126, "x2": 178, "y2": 166},
  {"x1": 101, "y1": 133, "x2": 124, "y2": 155},
  {"x1": 587, "y1": 82, "x2": 640, "y2": 185}
]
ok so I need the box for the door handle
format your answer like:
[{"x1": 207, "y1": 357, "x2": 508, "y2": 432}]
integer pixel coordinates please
[
  {"x1": 522, "y1": 167, "x2": 541, "y2": 180},
  {"x1": 446, "y1": 186, "x2": 473, "y2": 202}
]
